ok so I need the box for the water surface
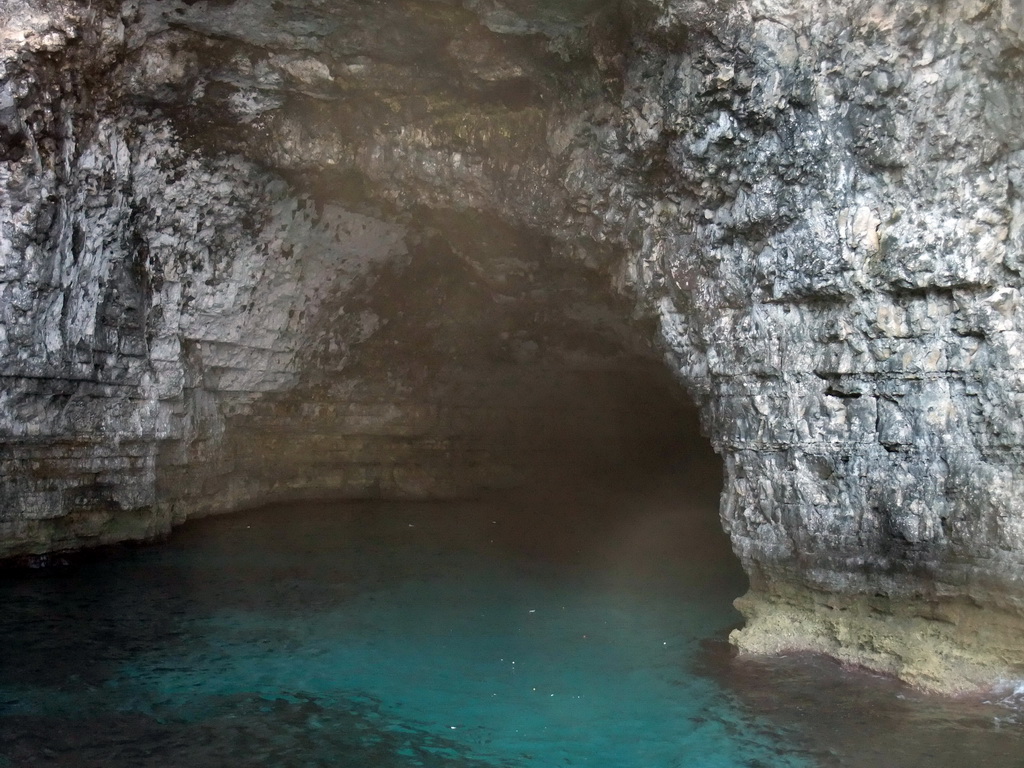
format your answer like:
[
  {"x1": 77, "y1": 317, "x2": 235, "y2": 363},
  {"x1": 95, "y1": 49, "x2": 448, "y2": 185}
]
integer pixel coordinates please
[{"x1": 1, "y1": 481, "x2": 1022, "y2": 767}]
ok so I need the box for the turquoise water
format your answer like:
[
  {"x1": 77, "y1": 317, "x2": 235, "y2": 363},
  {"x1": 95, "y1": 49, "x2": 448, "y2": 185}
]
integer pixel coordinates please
[{"x1": 2, "y1": 483, "x2": 1023, "y2": 767}]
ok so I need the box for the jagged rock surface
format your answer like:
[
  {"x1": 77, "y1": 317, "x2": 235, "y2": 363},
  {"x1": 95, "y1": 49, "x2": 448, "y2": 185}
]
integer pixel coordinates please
[
  {"x1": 2, "y1": 0, "x2": 1024, "y2": 693},
  {"x1": 583, "y1": 0, "x2": 1024, "y2": 693}
]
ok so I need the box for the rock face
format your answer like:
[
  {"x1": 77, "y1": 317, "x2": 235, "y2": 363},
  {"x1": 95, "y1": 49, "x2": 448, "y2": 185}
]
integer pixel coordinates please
[
  {"x1": 0, "y1": 0, "x2": 691, "y2": 552},
  {"x1": 2, "y1": 0, "x2": 1023, "y2": 693},
  {"x1": 614, "y1": 0, "x2": 1024, "y2": 694}
]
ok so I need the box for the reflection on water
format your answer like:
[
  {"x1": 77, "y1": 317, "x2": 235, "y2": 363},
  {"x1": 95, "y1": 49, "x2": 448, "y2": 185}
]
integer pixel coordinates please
[{"x1": 1, "y1": 478, "x2": 1022, "y2": 767}]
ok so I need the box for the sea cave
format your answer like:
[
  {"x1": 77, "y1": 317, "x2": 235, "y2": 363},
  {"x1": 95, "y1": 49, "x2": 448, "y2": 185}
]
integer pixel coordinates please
[{"x1": 2, "y1": 0, "x2": 1024, "y2": 764}]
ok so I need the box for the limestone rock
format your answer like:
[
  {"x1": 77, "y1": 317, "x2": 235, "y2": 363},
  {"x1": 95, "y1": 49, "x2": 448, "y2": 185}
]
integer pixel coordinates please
[{"x1": 2, "y1": 0, "x2": 1024, "y2": 693}]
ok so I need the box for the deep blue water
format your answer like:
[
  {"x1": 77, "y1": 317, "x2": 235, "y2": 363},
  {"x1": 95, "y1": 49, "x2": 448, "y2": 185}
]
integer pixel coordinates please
[{"x1": 1, "y1": 481, "x2": 1023, "y2": 767}]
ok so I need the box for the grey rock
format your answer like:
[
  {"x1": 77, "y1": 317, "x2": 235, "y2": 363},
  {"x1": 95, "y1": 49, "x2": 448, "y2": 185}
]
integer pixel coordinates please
[{"x1": 2, "y1": 0, "x2": 1024, "y2": 692}]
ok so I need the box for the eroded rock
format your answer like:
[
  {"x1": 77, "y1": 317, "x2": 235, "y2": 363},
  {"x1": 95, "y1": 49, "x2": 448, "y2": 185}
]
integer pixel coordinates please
[{"x1": 2, "y1": 0, "x2": 1023, "y2": 693}]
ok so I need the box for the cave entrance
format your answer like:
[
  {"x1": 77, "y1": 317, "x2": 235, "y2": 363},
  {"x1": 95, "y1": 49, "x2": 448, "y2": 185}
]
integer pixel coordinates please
[{"x1": 222, "y1": 208, "x2": 730, "y2": 568}]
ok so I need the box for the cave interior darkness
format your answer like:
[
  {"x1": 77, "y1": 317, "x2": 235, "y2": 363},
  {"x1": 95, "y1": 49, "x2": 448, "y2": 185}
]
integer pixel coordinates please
[
  {"x1": 0, "y1": 0, "x2": 737, "y2": 574},
  {"x1": 204, "y1": 203, "x2": 729, "y2": 553}
]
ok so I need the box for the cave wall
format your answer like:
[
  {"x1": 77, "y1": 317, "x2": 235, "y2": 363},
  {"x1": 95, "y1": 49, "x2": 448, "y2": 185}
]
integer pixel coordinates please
[
  {"x1": 0, "y1": 4, "x2": 409, "y2": 551},
  {"x1": 2, "y1": 0, "x2": 1024, "y2": 692},
  {"x1": 580, "y1": 0, "x2": 1024, "y2": 693},
  {"x1": 0, "y1": 0, "x2": 689, "y2": 557}
]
